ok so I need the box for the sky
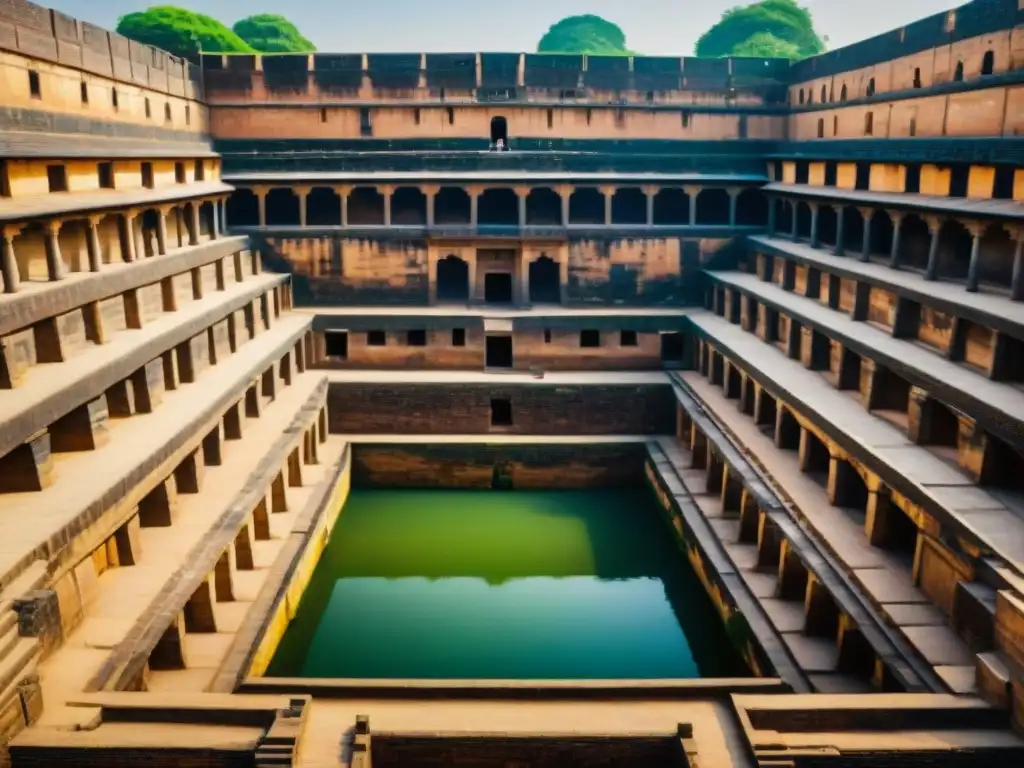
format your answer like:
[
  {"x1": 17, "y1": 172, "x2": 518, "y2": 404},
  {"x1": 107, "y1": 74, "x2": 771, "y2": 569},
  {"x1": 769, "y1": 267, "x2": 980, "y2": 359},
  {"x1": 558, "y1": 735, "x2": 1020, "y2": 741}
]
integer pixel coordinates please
[{"x1": 46, "y1": 0, "x2": 965, "y2": 55}]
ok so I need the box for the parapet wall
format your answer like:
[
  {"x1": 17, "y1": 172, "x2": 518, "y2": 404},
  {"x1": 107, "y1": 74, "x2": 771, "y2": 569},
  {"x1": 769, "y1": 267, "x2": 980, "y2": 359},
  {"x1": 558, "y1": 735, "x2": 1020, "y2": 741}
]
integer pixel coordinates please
[{"x1": 0, "y1": 0, "x2": 202, "y2": 100}]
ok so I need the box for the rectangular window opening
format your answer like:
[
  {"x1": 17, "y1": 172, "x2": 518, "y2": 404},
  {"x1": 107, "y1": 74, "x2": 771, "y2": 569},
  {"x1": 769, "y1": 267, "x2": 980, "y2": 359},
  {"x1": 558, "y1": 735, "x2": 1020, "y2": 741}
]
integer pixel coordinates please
[
  {"x1": 543, "y1": 329, "x2": 552, "y2": 344},
  {"x1": 111, "y1": 88, "x2": 119, "y2": 111},
  {"x1": 164, "y1": 102, "x2": 172, "y2": 123},
  {"x1": 141, "y1": 162, "x2": 154, "y2": 189},
  {"x1": 321, "y1": 108, "x2": 328, "y2": 123},
  {"x1": 324, "y1": 331, "x2": 348, "y2": 359},
  {"x1": 580, "y1": 329, "x2": 601, "y2": 348},
  {"x1": 28, "y1": 70, "x2": 41, "y2": 99},
  {"x1": 46, "y1": 164, "x2": 68, "y2": 193},
  {"x1": 490, "y1": 398, "x2": 512, "y2": 427},
  {"x1": 546, "y1": 109, "x2": 553, "y2": 129},
  {"x1": 451, "y1": 328, "x2": 466, "y2": 347},
  {"x1": 194, "y1": 159, "x2": 205, "y2": 181},
  {"x1": 407, "y1": 330, "x2": 427, "y2": 347},
  {"x1": 360, "y1": 107, "x2": 373, "y2": 137},
  {"x1": 620, "y1": 330, "x2": 638, "y2": 347},
  {"x1": 174, "y1": 162, "x2": 186, "y2": 184},
  {"x1": 145, "y1": 98, "x2": 151, "y2": 119},
  {"x1": 98, "y1": 162, "x2": 115, "y2": 190},
  {"x1": 367, "y1": 330, "x2": 386, "y2": 346},
  {"x1": 185, "y1": 105, "x2": 191, "y2": 125},
  {"x1": 0, "y1": 161, "x2": 10, "y2": 198},
  {"x1": 80, "y1": 81, "x2": 89, "y2": 105}
]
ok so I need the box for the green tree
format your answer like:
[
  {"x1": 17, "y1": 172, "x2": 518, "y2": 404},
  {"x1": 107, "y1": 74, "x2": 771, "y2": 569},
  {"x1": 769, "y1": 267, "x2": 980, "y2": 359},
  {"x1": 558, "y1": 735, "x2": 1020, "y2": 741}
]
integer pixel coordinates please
[
  {"x1": 116, "y1": 5, "x2": 254, "y2": 58},
  {"x1": 233, "y1": 14, "x2": 316, "y2": 53},
  {"x1": 538, "y1": 15, "x2": 631, "y2": 55},
  {"x1": 729, "y1": 32, "x2": 803, "y2": 59},
  {"x1": 695, "y1": 0, "x2": 825, "y2": 60}
]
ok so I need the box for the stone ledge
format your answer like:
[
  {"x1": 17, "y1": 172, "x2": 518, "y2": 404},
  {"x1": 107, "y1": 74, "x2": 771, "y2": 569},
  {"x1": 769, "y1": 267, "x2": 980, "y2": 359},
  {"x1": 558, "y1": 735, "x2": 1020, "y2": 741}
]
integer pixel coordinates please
[
  {"x1": 706, "y1": 270, "x2": 1024, "y2": 444},
  {"x1": 0, "y1": 271, "x2": 287, "y2": 462},
  {"x1": 85, "y1": 376, "x2": 328, "y2": 693},
  {"x1": 747, "y1": 236, "x2": 1024, "y2": 336},
  {"x1": 0, "y1": 315, "x2": 311, "y2": 591},
  {"x1": 0, "y1": 236, "x2": 250, "y2": 336},
  {"x1": 0, "y1": 130, "x2": 217, "y2": 159}
]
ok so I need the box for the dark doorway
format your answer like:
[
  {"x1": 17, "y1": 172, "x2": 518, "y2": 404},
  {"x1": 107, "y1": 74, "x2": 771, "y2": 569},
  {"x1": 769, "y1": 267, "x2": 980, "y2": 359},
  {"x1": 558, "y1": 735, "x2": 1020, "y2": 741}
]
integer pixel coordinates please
[
  {"x1": 484, "y1": 273, "x2": 513, "y2": 303},
  {"x1": 486, "y1": 336, "x2": 513, "y2": 368},
  {"x1": 661, "y1": 332, "x2": 684, "y2": 365},
  {"x1": 436, "y1": 255, "x2": 469, "y2": 301},
  {"x1": 490, "y1": 397, "x2": 513, "y2": 426},
  {"x1": 528, "y1": 256, "x2": 560, "y2": 303},
  {"x1": 490, "y1": 116, "x2": 509, "y2": 148},
  {"x1": 324, "y1": 331, "x2": 348, "y2": 359}
]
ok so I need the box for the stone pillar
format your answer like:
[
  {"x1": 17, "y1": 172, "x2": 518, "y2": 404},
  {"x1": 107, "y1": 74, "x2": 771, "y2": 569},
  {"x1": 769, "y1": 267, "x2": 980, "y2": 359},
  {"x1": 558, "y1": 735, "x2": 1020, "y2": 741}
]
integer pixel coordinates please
[
  {"x1": 423, "y1": 185, "x2": 439, "y2": 227},
  {"x1": 1010, "y1": 229, "x2": 1024, "y2": 301},
  {"x1": 600, "y1": 185, "x2": 616, "y2": 226},
  {"x1": 188, "y1": 201, "x2": 201, "y2": 246},
  {"x1": 296, "y1": 186, "x2": 310, "y2": 228},
  {"x1": 559, "y1": 185, "x2": 572, "y2": 226},
  {"x1": 684, "y1": 186, "x2": 699, "y2": 226},
  {"x1": 767, "y1": 199, "x2": 776, "y2": 236},
  {"x1": 468, "y1": 186, "x2": 482, "y2": 228},
  {"x1": 643, "y1": 185, "x2": 656, "y2": 226},
  {"x1": 43, "y1": 220, "x2": 65, "y2": 281},
  {"x1": 859, "y1": 208, "x2": 874, "y2": 262},
  {"x1": 833, "y1": 206, "x2": 846, "y2": 256},
  {"x1": 120, "y1": 212, "x2": 137, "y2": 262},
  {"x1": 790, "y1": 202, "x2": 798, "y2": 240},
  {"x1": 965, "y1": 222, "x2": 985, "y2": 293},
  {"x1": 1, "y1": 226, "x2": 21, "y2": 294},
  {"x1": 924, "y1": 216, "x2": 943, "y2": 281},
  {"x1": 255, "y1": 188, "x2": 268, "y2": 227},
  {"x1": 218, "y1": 197, "x2": 228, "y2": 234},
  {"x1": 515, "y1": 186, "x2": 528, "y2": 229},
  {"x1": 809, "y1": 203, "x2": 820, "y2": 248},
  {"x1": 337, "y1": 185, "x2": 351, "y2": 228},
  {"x1": 155, "y1": 207, "x2": 169, "y2": 256},
  {"x1": 727, "y1": 188, "x2": 739, "y2": 227},
  {"x1": 888, "y1": 212, "x2": 904, "y2": 269},
  {"x1": 379, "y1": 185, "x2": 394, "y2": 227},
  {"x1": 86, "y1": 216, "x2": 103, "y2": 272}
]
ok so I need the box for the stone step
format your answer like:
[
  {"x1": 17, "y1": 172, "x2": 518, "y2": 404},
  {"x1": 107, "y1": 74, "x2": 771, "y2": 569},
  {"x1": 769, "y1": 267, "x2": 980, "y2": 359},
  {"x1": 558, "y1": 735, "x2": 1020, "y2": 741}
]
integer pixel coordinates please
[
  {"x1": 977, "y1": 649, "x2": 1012, "y2": 708},
  {"x1": 0, "y1": 637, "x2": 40, "y2": 696}
]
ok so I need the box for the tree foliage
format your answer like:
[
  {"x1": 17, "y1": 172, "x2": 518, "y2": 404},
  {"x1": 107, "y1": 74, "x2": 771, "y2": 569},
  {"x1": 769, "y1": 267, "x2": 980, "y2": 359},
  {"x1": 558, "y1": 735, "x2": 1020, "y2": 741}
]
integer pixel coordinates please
[
  {"x1": 233, "y1": 14, "x2": 316, "y2": 53},
  {"x1": 116, "y1": 5, "x2": 254, "y2": 58},
  {"x1": 538, "y1": 15, "x2": 631, "y2": 55},
  {"x1": 695, "y1": 0, "x2": 825, "y2": 60}
]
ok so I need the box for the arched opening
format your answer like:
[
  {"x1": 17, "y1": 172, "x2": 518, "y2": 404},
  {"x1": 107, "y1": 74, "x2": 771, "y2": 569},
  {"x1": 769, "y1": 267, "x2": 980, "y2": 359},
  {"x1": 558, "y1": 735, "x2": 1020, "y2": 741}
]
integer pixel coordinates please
[
  {"x1": 736, "y1": 189, "x2": 767, "y2": 227},
  {"x1": 611, "y1": 187, "x2": 646, "y2": 225},
  {"x1": 817, "y1": 118, "x2": 824, "y2": 138},
  {"x1": 935, "y1": 219, "x2": 973, "y2": 280},
  {"x1": 954, "y1": 61, "x2": 964, "y2": 82},
  {"x1": 841, "y1": 207, "x2": 864, "y2": 253},
  {"x1": 391, "y1": 187, "x2": 426, "y2": 225},
  {"x1": 913, "y1": 68, "x2": 922, "y2": 88},
  {"x1": 977, "y1": 223, "x2": 1016, "y2": 288},
  {"x1": 435, "y1": 187, "x2": 471, "y2": 225},
  {"x1": 478, "y1": 188, "x2": 518, "y2": 226},
  {"x1": 866, "y1": 77, "x2": 876, "y2": 97},
  {"x1": 695, "y1": 188, "x2": 730, "y2": 226},
  {"x1": 868, "y1": 210, "x2": 895, "y2": 259},
  {"x1": 265, "y1": 188, "x2": 300, "y2": 226},
  {"x1": 840, "y1": 83, "x2": 848, "y2": 100},
  {"x1": 795, "y1": 201, "x2": 813, "y2": 240},
  {"x1": 899, "y1": 215, "x2": 932, "y2": 272},
  {"x1": 820, "y1": 84, "x2": 827, "y2": 103},
  {"x1": 568, "y1": 187, "x2": 604, "y2": 225},
  {"x1": 981, "y1": 51, "x2": 995, "y2": 76},
  {"x1": 55, "y1": 218, "x2": 90, "y2": 272},
  {"x1": 226, "y1": 188, "x2": 259, "y2": 227},
  {"x1": 775, "y1": 198, "x2": 792, "y2": 235},
  {"x1": 348, "y1": 187, "x2": 385, "y2": 225},
  {"x1": 137, "y1": 208, "x2": 161, "y2": 258},
  {"x1": 199, "y1": 200, "x2": 216, "y2": 239},
  {"x1": 528, "y1": 255, "x2": 560, "y2": 304},
  {"x1": 652, "y1": 188, "x2": 689, "y2": 225},
  {"x1": 489, "y1": 116, "x2": 509, "y2": 148},
  {"x1": 525, "y1": 187, "x2": 562, "y2": 225},
  {"x1": 818, "y1": 205, "x2": 838, "y2": 247},
  {"x1": 307, "y1": 187, "x2": 341, "y2": 226},
  {"x1": 436, "y1": 255, "x2": 469, "y2": 302}
]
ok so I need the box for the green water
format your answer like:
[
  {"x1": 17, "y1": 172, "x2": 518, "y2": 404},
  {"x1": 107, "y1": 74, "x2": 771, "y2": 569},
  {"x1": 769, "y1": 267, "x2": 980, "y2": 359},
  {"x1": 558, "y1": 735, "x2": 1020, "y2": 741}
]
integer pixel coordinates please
[{"x1": 267, "y1": 489, "x2": 748, "y2": 679}]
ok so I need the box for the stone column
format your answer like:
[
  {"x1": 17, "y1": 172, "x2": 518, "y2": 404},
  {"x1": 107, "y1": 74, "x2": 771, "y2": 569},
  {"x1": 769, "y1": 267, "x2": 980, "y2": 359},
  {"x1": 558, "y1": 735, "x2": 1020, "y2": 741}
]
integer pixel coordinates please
[
  {"x1": 834, "y1": 206, "x2": 845, "y2": 256},
  {"x1": 684, "y1": 186, "x2": 700, "y2": 226},
  {"x1": 155, "y1": 206, "x2": 169, "y2": 255},
  {"x1": 643, "y1": 185, "x2": 657, "y2": 226},
  {"x1": 336, "y1": 185, "x2": 351, "y2": 228},
  {"x1": 809, "y1": 203, "x2": 820, "y2": 248},
  {"x1": 255, "y1": 188, "x2": 268, "y2": 227},
  {"x1": 218, "y1": 197, "x2": 228, "y2": 233},
  {"x1": 558, "y1": 185, "x2": 572, "y2": 226},
  {"x1": 600, "y1": 185, "x2": 616, "y2": 226},
  {"x1": 1010, "y1": 228, "x2": 1024, "y2": 302},
  {"x1": 727, "y1": 188, "x2": 740, "y2": 227},
  {"x1": 1, "y1": 226, "x2": 21, "y2": 294},
  {"x1": 121, "y1": 212, "x2": 137, "y2": 262},
  {"x1": 296, "y1": 186, "x2": 311, "y2": 228},
  {"x1": 888, "y1": 212, "x2": 905, "y2": 269},
  {"x1": 767, "y1": 198, "x2": 776, "y2": 236},
  {"x1": 515, "y1": 186, "x2": 528, "y2": 229},
  {"x1": 468, "y1": 186, "x2": 483, "y2": 228},
  {"x1": 965, "y1": 221, "x2": 985, "y2": 293},
  {"x1": 378, "y1": 185, "x2": 394, "y2": 227},
  {"x1": 86, "y1": 216, "x2": 103, "y2": 272},
  {"x1": 790, "y1": 203, "x2": 799, "y2": 241},
  {"x1": 188, "y1": 201, "x2": 201, "y2": 246},
  {"x1": 423, "y1": 185, "x2": 439, "y2": 227},
  {"x1": 859, "y1": 208, "x2": 874, "y2": 262},
  {"x1": 924, "y1": 216, "x2": 943, "y2": 281},
  {"x1": 44, "y1": 220, "x2": 65, "y2": 281}
]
